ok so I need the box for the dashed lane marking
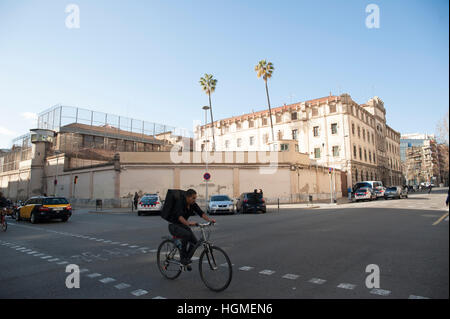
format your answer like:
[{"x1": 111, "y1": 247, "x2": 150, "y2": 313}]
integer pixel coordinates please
[
  {"x1": 131, "y1": 289, "x2": 148, "y2": 297},
  {"x1": 40, "y1": 256, "x2": 52, "y2": 259},
  {"x1": 57, "y1": 261, "x2": 69, "y2": 265},
  {"x1": 99, "y1": 277, "x2": 116, "y2": 284},
  {"x1": 309, "y1": 278, "x2": 327, "y2": 285},
  {"x1": 282, "y1": 274, "x2": 299, "y2": 280},
  {"x1": 259, "y1": 270, "x2": 276, "y2": 276},
  {"x1": 337, "y1": 283, "x2": 356, "y2": 290},
  {"x1": 87, "y1": 273, "x2": 102, "y2": 278},
  {"x1": 239, "y1": 266, "x2": 254, "y2": 271},
  {"x1": 47, "y1": 258, "x2": 60, "y2": 262},
  {"x1": 370, "y1": 288, "x2": 391, "y2": 296},
  {"x1": 115, "y1": 283, "x2": 131, "y2": 290},
  {"x1": 153, "y1": 296, "x2": 167, "y2": 299},
  {"x1": 409, "y1": 295, "x2": 430, "y2": 299}
]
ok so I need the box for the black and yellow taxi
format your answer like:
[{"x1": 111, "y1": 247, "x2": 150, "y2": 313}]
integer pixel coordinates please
[{"x1": 17, "y1": 196, "x2": 72, "y2": 224}]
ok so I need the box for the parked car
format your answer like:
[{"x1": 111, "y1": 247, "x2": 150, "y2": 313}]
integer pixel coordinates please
[
  {"x1": 236, "y1": 192, "x2": 266, "y2": 214},
  {"x1": 354, "y1": 187, "x2": 377, "y2": 202},
  {"x1": 384, "y1": 186, "x2": 408, "y2": 200},
  {"x1": 137, "y1": 194, "x2": 163, "y2": 216},
  {"x1": 17, "y1": 196, "x2": 72, "y2": 224},
  {"x1": 207, "y1": 195, "x2": 234, "y2": 215},
  {"x1": 374, "y1": 186, "x2": 386, "y2": 199}
]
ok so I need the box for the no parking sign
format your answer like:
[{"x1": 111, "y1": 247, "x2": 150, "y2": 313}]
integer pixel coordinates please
[{"x1": 203, "y1": 172, "x2": 211, "y2": 181}]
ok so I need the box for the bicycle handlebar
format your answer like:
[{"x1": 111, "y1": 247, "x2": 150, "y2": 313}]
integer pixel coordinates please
[{"x1": 194, "y1": 221, "x2": 215, "y2": 228}]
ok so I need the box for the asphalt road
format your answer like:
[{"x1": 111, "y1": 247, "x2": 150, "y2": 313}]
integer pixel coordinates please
[{"x1": 0, "y1": 189, "x2": 448, "y2": 299}]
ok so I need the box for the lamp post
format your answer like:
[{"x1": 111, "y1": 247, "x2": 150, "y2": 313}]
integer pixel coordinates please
[
  {"x1": 202, "y1": 106, "x2": 210, "y2": 210},
  {"x1": 54, "y1": 150, "x2": 63, "y2": 196}
]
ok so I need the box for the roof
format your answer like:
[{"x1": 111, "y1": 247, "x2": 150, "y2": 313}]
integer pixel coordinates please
[{"x1": 206, "y1": 95, "x2": 343, "y2": 126}]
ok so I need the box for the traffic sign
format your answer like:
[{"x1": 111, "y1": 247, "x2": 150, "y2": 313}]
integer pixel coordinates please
[{"x1": 203, "y1": 172, "x2": 211, "y2": 181}]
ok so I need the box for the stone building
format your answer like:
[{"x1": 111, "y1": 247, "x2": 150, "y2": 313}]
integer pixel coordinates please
[{"x1": 195, "y1": 93, "x2": 402, "y2": 188}]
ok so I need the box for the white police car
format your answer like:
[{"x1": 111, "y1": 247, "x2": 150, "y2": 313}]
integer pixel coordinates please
[{"x1": 137, "y1": 194, "x2": 162, "y2": 216}]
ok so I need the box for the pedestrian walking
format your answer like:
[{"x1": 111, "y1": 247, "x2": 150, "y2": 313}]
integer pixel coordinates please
[
  {"x1": 133, "y1": 192, "x2": 139, "y2": 210},
  {"x1": 428, "y1": 185, "x2": 432, "y2": 194}
]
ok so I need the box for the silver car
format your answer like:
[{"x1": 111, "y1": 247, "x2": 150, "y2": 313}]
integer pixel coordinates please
[{"x1": 207, "y1": 195, "x2": 235, "y2": 215}]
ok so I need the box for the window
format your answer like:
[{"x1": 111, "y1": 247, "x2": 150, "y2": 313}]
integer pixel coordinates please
[
  {"x1": 359, "y1": 147, "x2": 362, "y2": 160},
  {"x1": 237, "y1": 138, "x2": 242, "y2": 147},
  {"x1": 312, "y1": 107, "x2": 318, "y2": 116},
  {"x1": 353, "y1": 145, "x2": 357, "y2": 158},
  {"x1": 291, "y1": 112, "x2": 298, "y2": 120},
  {"x1": 331, "y1": 123, "x2": 338, "y2": 135},
  {"x1": 367, "y1": 133, "x2": 370, "y2": 143},
  {"x1": 364, "y1": 149, "x2": 367, "y2": 162},
  {"x1": 332, "y1": 146, "x2": 339, "y2": 157},
  {"x1": 280, "y1": 144, "x2": 289, "y2": 151},
  {"x1": 314, "y1": 148, "x2": 321, "y2": 158},
  {"x1": 262, "y1": 117, "x2": 268, "y2": 126},
  {"x1": 295, "y1": 144, "x2": 299, "y2": 152},
  {"x1": 372, "y1": 133, "x2": 375, "y2": 144},
  {"x1": 369, "y1": 151, "x2": 372, "y2": 162},
  {"x1": 352, "y1": 123, "x2": 355, "y2": 135},
  {"x1": 313, "y1": 126, "x2": 319, "y2": 137},
  {"x1": 358, "y1": 126, "x2": 361, "y2": 138},
  {"x1": 225, "y1": 140, "x2": 230, "y2": 149},
  {"x1": 292, "y1": 129, "x2": 298, "y2": 140},
  {"x1": 329, "y1": 104, "x2": 336, "y2": 113},
  {"x1": 363, "y1": 129, "x2": 366, "y2": 141},
  {"x1": 276, "y1": 114, "x2": 282, "y2": 123},
  {"x1": 249, "y1": 136, "x2": 255, "y2": 146},
  {"x1": 248, "y1": 120, "x2": 254, "y2": 128},
  {"x1": 236, "y1": 122, "x2": 241, "y2": 130},
  {"x1": 373, "y1": 153, "x2": 376, "y2": 163}
]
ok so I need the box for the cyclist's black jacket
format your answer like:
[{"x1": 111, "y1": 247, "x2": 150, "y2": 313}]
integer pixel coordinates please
[
  {"x1": 0, "y1": 196, "x2": 7, "y2": 208},
  {"x1": 165, "y1": 190, "x2": 204, "y2": 224}
]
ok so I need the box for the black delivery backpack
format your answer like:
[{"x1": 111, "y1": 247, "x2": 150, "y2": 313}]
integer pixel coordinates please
[{"x1": 161, "y1": 189, "x2": 185, "y2": 223}]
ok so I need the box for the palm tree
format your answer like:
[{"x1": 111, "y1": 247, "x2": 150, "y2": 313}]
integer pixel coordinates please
[
  {"x1": 199, "y1": 74, "x2": 218, "y2": 151},
  {"x1": 255, "y1": 60, "x2": 275, "y2": 143}
]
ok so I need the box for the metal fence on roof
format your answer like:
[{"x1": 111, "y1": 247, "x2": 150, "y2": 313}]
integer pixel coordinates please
[{"x1": 37, "y1": 104, "x2": 193, "y2": 138}]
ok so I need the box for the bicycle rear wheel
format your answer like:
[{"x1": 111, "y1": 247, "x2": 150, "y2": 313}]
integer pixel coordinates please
[
  {"x1": 157, "y1": 239, "x2": 182, "y2": 280},
  {"x1": 199, "y1": 246, "x2": 232, "y2": 292}
]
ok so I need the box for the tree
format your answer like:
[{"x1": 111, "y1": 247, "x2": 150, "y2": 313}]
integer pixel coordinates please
[
  {"x1": 436, "y1": 110, "x2": 449, "y2": 145},
  {"x1": 255, "y1": 60, "x2": 275, "y2": 144},
  {"x1": 199, "y1": 74, "x2": 218, "y2": 151}
]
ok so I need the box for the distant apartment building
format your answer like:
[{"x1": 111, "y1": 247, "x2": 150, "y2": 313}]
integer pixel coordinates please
[
  {"x1": 195, "y1": 93, "x2": 403, "y2": 187},
  {"x1": 404, "y1": 135, "x2": 449, "y2": 186},
  {"x1": 400, "y1": 133, "x2": 436, "y2": 161}
]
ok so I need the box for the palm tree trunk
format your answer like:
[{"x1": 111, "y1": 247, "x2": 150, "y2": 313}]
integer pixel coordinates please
[
  {"x1": 265, "y1": 80, "x2": 275, "y2": 143},
  {"x1": 208, "y1": 93, "x2": 215, "y2": 151}
]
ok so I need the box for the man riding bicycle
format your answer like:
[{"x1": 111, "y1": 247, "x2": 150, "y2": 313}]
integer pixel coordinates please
[
  {"x1": 164, "y1": 189, "x2": 215, "y2": 270},
  {"x1": 0, "y1": 192, "x2": 8, "y2": 229}
]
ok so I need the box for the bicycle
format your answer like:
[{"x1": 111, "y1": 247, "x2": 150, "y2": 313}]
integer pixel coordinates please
[
  {"x1": 1, "y1": 208, "x2": 7, "y2": 232},
  {"x1": 157, "y1": 222, "x2": 232, "y2": 292}
]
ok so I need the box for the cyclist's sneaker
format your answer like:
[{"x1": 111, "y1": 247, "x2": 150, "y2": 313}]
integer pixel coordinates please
[{"x1": 180, "y1": 258, "x2": 192, "y2": 271}]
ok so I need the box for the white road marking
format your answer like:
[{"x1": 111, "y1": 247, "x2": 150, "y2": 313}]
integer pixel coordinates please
[
  {"x1": 131, "y1": 289, "x2": 148, "y2": 297},
  {"x1": 57, "y1": 261, "x2": 69, "y2": 265},
  {"x1": 48, "y1": 258, "x2": 60, "y2": 262},
  {"x1": 139, "y1": 247, "x2": 150, "y2": 250},
  {"x1": 129, "y1": 245, "x2": 138, "y2": 248},
  {"x1": 239, "y1": 266, "x2": 254, "y2": 271},
  {"x1": 149, "y1": 249, "x2": 157, "y2": 253},
  {"x1": 282, "y1": 274, "x2": 299, "y2": 280},
  {"x1": 27, "y1": 251, "x2": 38, "y2": 254},
  {"x1": 259, "y1": 270, "x2": 276, "y2": 275},
  {"x1": 115, "y1": 283, "x2": 131, "y2": 290},
  {"x1": 337, "y1": 283, "x2": 356, "y2": 290},
  {"x1": 370, "y1": 288, "x2": 391, "y2": 296},
  {"x1": 103, "y1": 240, "x2": 112, "y2": 243},
  {"x1": 220, "y1": 263, "x2": 234, "y2": 268},
  {"x1": 87, "y1": 273, "x2": 102, "y2": 278},
  {"x1": 153, "y1": 296, "x2": 167, "y2": 299},
  {"x1": 79, "y1": 268, "x2": 89, "y2": 273},
  {"x1": 120, "y1": 243, "x2": 129, "y2": 246},
  {"x1": 41, "y1": 256, "x2": 52, "y2": 259},
  {"x1": 99, "y1": 277, "x2": 116, "y2": 284},
  {"x1": 409, "y1": 295, "x2": 430, "y2": 299},
  {"x1": 34, "y1": 253, "x2": 45, "y2": 257},
  {"x1": 309, "y1": 278, "x2": 327, "y2": 285}
]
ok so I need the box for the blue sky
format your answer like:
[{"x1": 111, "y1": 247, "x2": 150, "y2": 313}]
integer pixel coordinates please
[{"x1": 0, "y1": 0, "x2": 448, "y2": 148}]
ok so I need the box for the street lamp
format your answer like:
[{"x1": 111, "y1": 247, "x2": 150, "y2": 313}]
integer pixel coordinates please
[{"x1": 202, "y1": 106, "x2": 210, "y2": 210}]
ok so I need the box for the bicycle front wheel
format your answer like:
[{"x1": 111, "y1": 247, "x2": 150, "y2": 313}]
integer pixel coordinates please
[
  {"x1": 157, "y1": 239, "x2": 182, "y2": 280},
  {"x1": 199, "y1": 246, "x2": 232, "y2": 292},
  {"x1": 1, "y1": 220, "x2": 7, "y2": 232}
]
